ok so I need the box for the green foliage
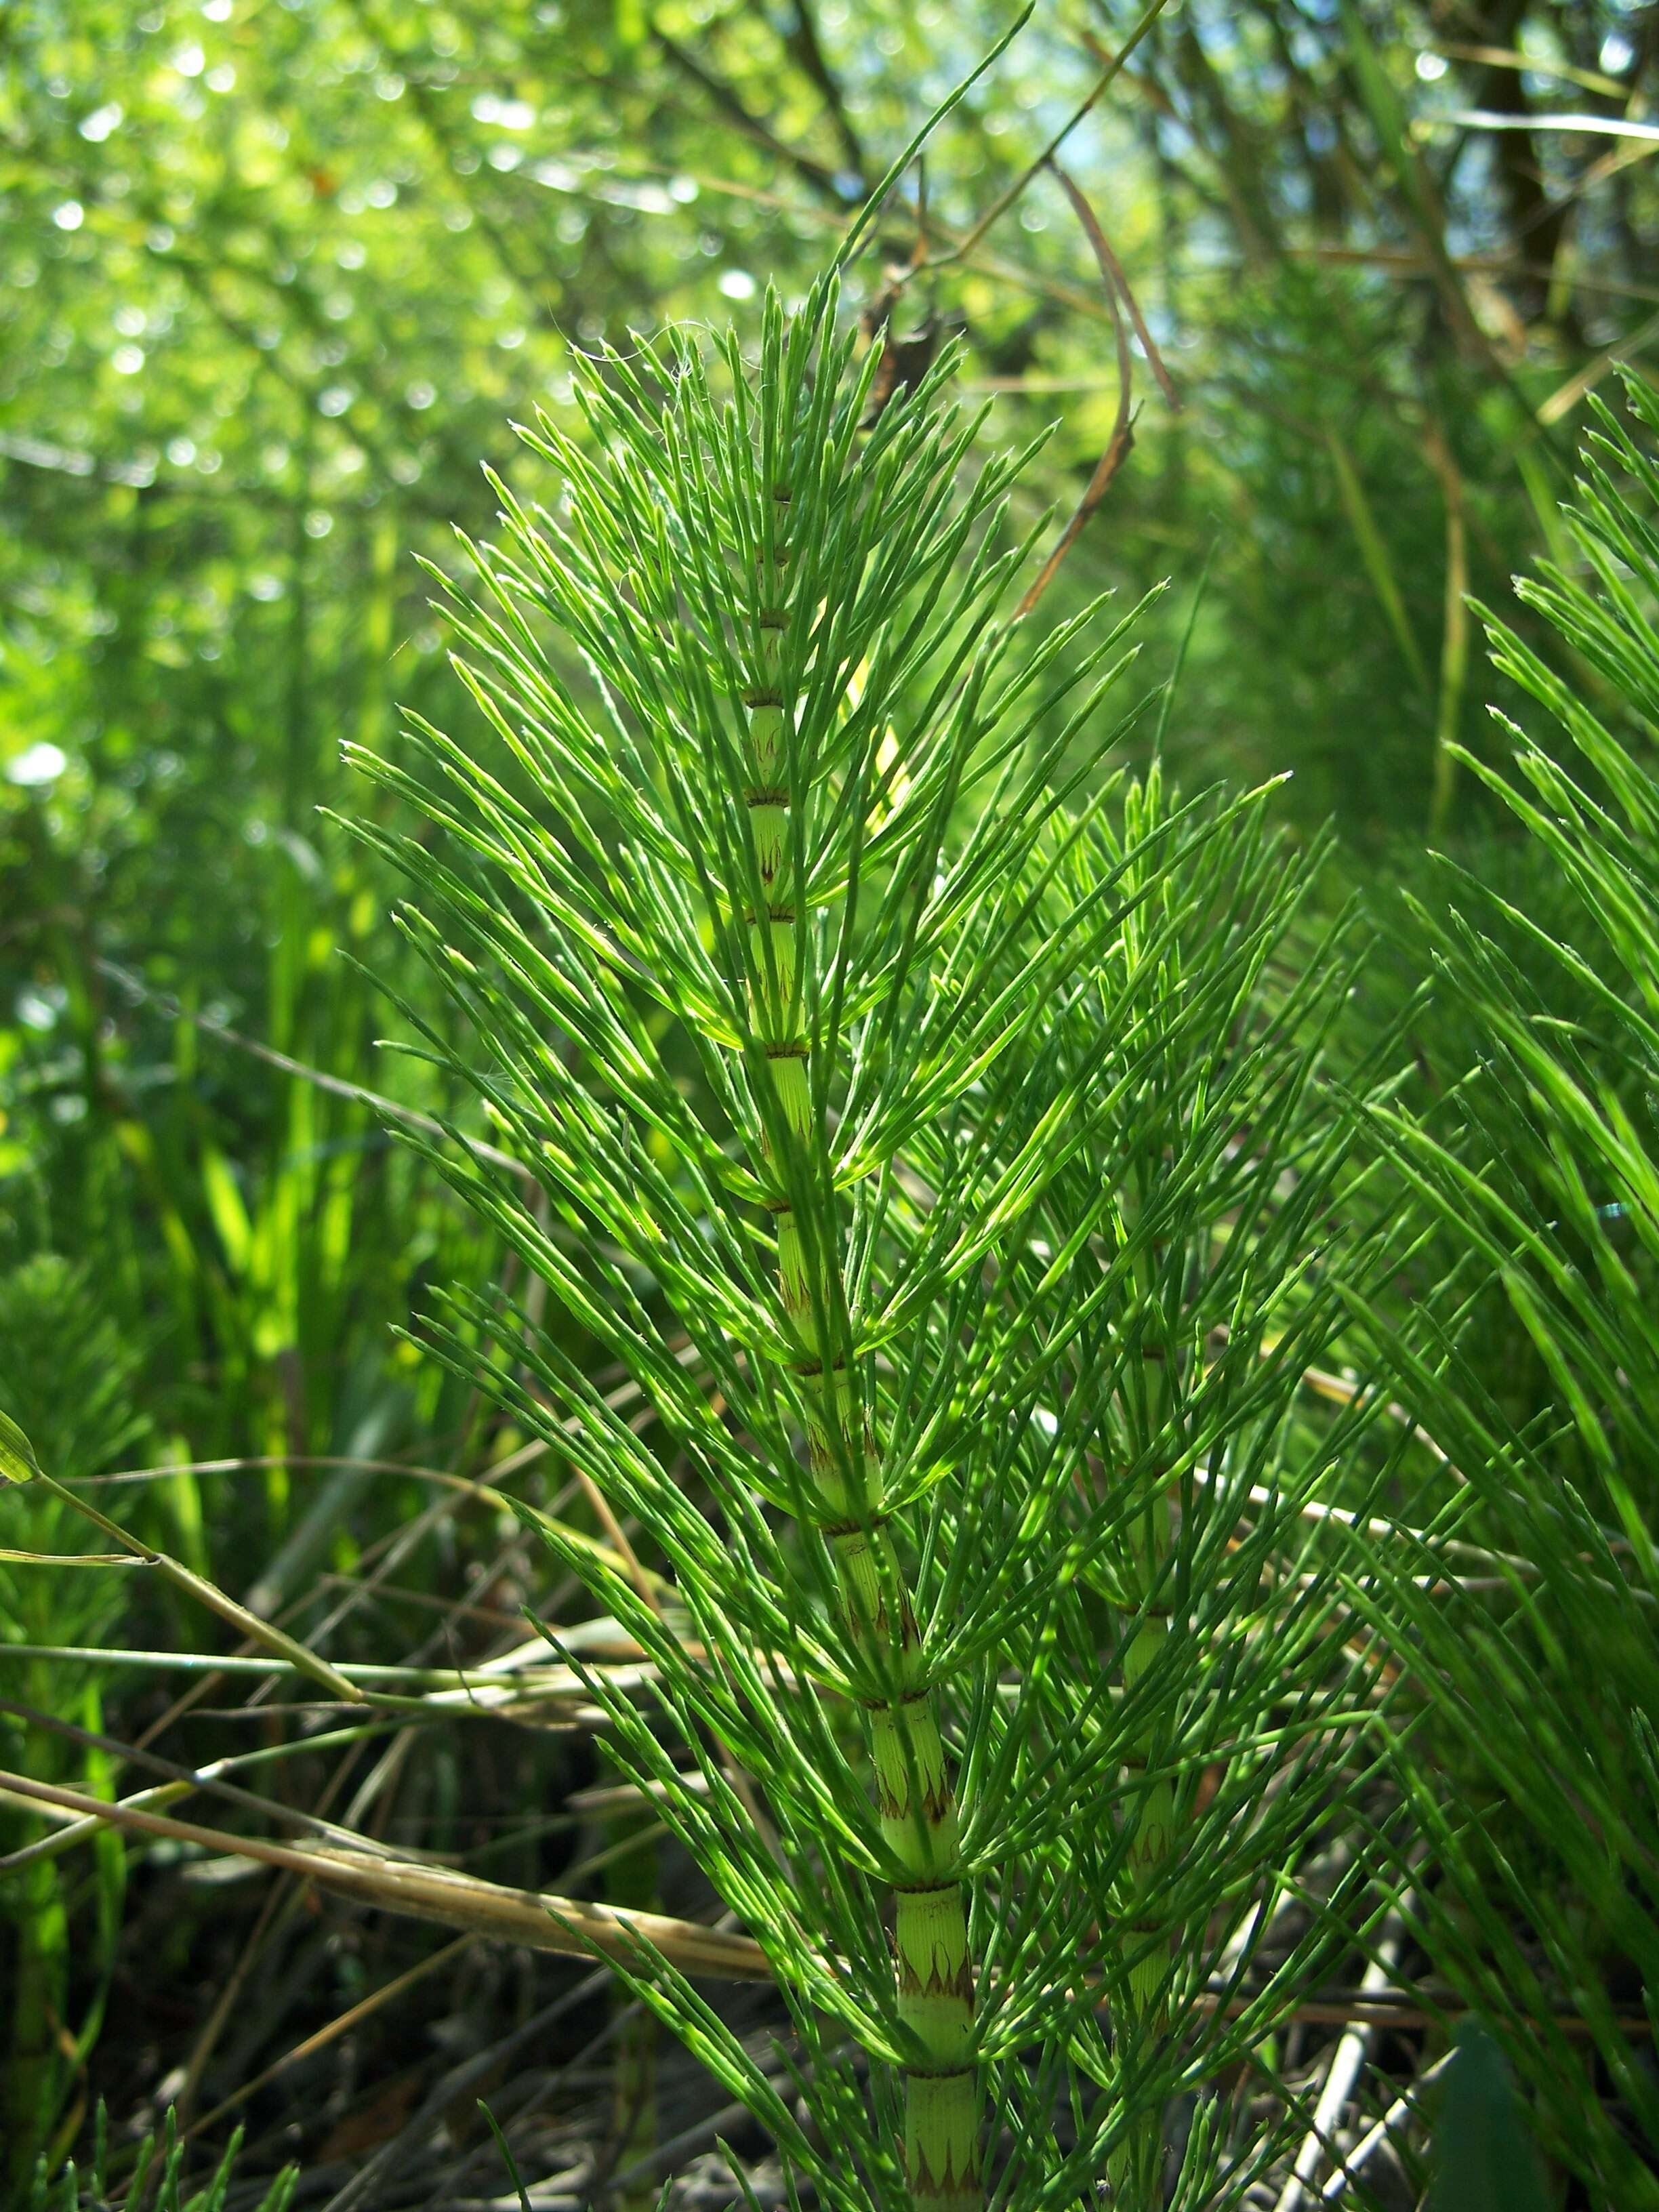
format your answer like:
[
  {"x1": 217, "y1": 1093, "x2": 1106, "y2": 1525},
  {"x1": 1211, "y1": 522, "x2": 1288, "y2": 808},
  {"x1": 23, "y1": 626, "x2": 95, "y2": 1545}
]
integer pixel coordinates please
[
  {"x1": 4, "y1": 1, "x2": 1659, "y2": 2200},
  {"x1": 352, "y1": 266, "x2": 1412, "y2": 2209},
  {"x1": 0, "y1": 1408, "x2": 43, "y2": 1490},
  {"x1": 1001, "y1": 777, "x2": 1406, "y2": 2206},
  {"x1": 1345, "y1": 371, "x2": 1659, "y2": 2205},
  {"x1": 24, "y1": 2106, "x2": 296, "y2": 2212},
  {"x1": 0, "y1": 1255, "x2": 148, "y2": 2195},
  {"x1": 1427, "y1": 2023, "x2": 1549, "y2": 2212}
]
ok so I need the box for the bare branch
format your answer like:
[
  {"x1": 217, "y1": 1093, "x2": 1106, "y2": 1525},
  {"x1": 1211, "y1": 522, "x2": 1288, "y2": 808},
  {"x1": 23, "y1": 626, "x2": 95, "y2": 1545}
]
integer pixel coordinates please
[{"x1": 1014, "y1": 163, "x2": 1137, "y2": 621}]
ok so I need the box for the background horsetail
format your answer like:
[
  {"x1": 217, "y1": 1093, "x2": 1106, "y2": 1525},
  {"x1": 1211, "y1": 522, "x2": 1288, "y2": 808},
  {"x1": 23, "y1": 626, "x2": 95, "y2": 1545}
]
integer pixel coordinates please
[{"x1": 349, "y1": 264, "x2": 1406, "y2": 2209}]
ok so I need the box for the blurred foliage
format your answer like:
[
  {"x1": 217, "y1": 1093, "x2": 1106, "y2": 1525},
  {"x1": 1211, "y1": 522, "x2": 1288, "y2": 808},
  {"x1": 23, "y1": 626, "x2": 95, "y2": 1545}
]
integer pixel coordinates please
[
  {"x1": 0, "y1": 1255, "x2": 143, "y2": 2189},
  {"x1": 6, "y1": 0, "x2": 1655, "y2": 1439},
  {"x1": 3, "y1": 0, "x2": 1659, "y2": 2198}
]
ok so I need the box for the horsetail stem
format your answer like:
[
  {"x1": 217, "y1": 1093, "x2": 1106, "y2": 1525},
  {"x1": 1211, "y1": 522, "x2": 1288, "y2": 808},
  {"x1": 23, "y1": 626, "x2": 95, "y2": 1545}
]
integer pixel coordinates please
[
  {"x1": 741, "y1": 483, "x2": 980, "y2": 2212},
  {"x1": 1109, "y1": 1561, "x2": 1176, "y2": 2209},
  {"x1": 359, "y1": 272, "x2": 1370, "y2": 2210},
  {"x1": 1105, "y1": 1048, "x2": 1183, "y2": 2208}
]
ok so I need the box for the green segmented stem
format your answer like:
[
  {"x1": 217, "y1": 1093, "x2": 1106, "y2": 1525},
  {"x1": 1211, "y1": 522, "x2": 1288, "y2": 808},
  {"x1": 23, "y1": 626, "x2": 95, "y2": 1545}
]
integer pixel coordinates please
[
  {"x1": 602, "y1": 1752, "x2": 661, "y2": 2210},
  {"x1": 740, "y1": 493, "x2": 980, "y2": 2212},
  {"x1": 1120, "y1": 1597, "x2": 1176, "y2": 2015},
  {"x1": 1107, "y1": 1322, "x2": 1178, "y2": 2207},
  {"x1": 1107, "y1": 1589, "x2": 1174, "y2": 2207}
]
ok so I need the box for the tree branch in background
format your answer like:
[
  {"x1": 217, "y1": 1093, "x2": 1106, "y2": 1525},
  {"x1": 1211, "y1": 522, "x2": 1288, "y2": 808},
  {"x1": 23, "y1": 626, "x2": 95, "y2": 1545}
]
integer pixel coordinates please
[
  {"x1": 766, "y1": 0, "x2": 868, "y2": 184},
  {"x1": 651, "y1": 21, "x2": 851, "y2": 206},
  {"x1": 1422, "y1": 418, "x2": 1469, "y2": 840}
]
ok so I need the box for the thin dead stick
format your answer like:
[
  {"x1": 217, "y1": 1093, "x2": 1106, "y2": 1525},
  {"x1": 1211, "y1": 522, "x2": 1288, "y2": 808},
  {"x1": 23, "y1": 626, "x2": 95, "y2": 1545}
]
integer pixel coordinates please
[
  {"x1": 1273, "y1": 1898, "x2": 1414, "y2": 2212},
  {"x1": 1425, "y1": 40, "x2": 1631, "y2": 100},
  {"x1": 571, "y1": 1466, "x2": 661, "y2": 1619},
  {"x1": 1536, "y1": 302, "x2": 1659, "y2": 424},
  {"x1": 95, "y1": 956, "x2": 536, "y2": 1188},
  {"x1": 182, "y1": 1933, "x2": 474, "y2": 2141},
  {"x1": 63, "y1": 1447, "x2": 668, "y2": 1599},
  {"x1": 26, "y1": 1473, "x2": 367, "y2": 1705},
  {"x1": 98, "y1": 1449, "x2": 570, "y2": 1799},
  {"x1": 1011, "y1": 162, "x2": 1144, "y2": 621},
  {"x1": 6, "y1": 1771, "x2": 1650, "y2": 2040},
  {"x1": 0, "y1": 1697, "x2": 396, "y2": 1867},
  {"x1": 1317, "y1": 2049, "x2": 1454, "y2": 2203},
  {"x1": 79, "y1": 1444, "x2": 549, "y2": 1490},
  {"x1": 0, "y1": 1548, "x2": 137, "y2": 1568},
  {"x1": 1059, "y1": 176, "x2": 1180, "y2": 415},
  {"x1": 935, "y1": 0, "x2": 1174, "y2": 268},
  {"x1": 0, "y1": 1771, "x2": 774, "y2": 1982}
]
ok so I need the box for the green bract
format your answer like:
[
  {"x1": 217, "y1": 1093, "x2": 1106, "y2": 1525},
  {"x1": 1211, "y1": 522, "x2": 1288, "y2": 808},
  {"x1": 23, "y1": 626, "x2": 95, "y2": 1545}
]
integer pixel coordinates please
[{"x1": 0, "y1": 1408, "x2": 43, "y2": 1490}]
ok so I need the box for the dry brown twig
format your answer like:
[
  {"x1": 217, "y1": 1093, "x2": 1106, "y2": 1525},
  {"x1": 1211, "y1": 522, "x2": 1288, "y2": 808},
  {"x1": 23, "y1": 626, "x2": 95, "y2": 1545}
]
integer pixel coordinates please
[
  {"x1": 0, "y1": 1769, "x2": 775, "y2": 1982},
  {"x1": 934, "y1": 0, "x2": 1173, "y2": 269},
  {"x1": 7, "y1": 1770, "x2": 1652, "y2": 2039},
  {"x1": 1011, "y1": 161, "x2": 1179, "y2": 621}
]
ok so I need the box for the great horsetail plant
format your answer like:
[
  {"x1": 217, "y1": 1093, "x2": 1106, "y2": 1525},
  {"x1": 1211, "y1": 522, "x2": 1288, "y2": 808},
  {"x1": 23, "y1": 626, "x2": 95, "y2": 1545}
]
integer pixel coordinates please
[
  {"x1": 1338, "y1": 374, "x2": 1659, "y2": 2207},
  {"x1": 348, "y1": 272, "x2": 1398, "y2": 2209},
  {"x1": 928, "y1": 771, "x2": 1401, "y2": 2207}
]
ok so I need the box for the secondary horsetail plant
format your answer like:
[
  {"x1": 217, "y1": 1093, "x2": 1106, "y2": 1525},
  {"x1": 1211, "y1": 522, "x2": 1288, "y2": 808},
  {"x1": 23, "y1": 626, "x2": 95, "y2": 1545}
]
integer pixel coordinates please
[{"x1": 350, "y1": 274, "x2": 1400, "y2": 2209}]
